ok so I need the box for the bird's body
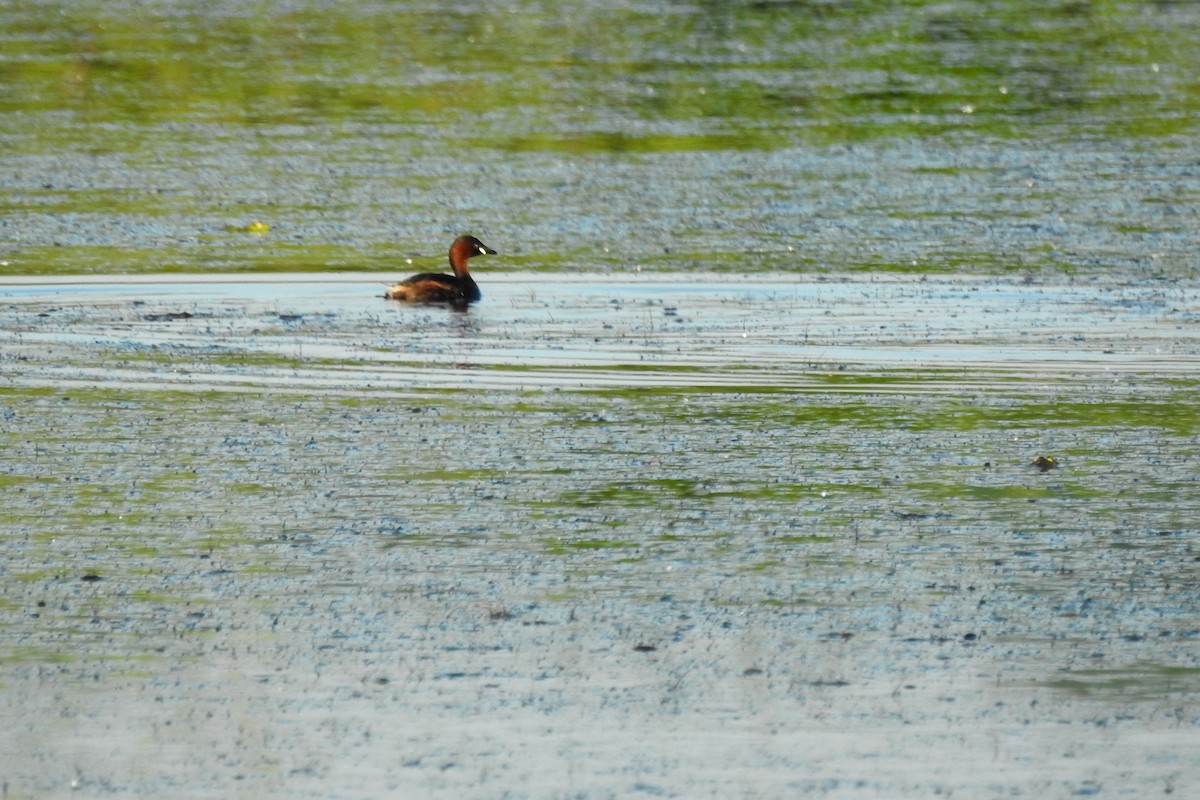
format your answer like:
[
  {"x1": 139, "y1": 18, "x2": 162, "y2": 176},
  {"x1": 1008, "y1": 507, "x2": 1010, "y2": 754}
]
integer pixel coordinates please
[{"x1": 384, "y1": 236, "x2": 496, "y2": 310}]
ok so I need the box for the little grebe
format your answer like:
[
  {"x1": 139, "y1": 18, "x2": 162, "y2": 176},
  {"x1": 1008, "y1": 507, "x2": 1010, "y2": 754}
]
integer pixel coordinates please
[{"x1": 384, "y1": 235, "x2": 496, "y2": 309}]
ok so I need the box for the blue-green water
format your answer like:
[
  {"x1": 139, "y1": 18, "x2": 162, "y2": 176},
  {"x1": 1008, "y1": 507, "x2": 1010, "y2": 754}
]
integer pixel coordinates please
[
  {"x1": 2, "y1": 272, "x2": 1199, "y2": 796},
  {"x1": 2, "y1": 0, "x2": 1198, "y2": 276},
  {"x1": 2, "y1": 3, "x2": 1200, "y2": 797}
]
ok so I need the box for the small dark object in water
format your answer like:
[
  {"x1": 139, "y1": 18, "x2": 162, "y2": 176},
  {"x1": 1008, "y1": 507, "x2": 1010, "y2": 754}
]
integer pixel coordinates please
[
  {"x1": 1032, "y1": 455, "x2": 1058, "y2": 472},
  {"x1": 384, "y1": 235, "x2": 496, "y2": 310},
  {"x1": 143, "y1": 311, "x2": 193, "y2": 322},
  {"x1": 633, "y1": 643, "x2": 657, "y2": 652}
]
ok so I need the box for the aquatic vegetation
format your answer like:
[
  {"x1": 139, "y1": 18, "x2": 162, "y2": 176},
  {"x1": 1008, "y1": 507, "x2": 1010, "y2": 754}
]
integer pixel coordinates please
[
  {"x1": 1, "y1": 1, "x2": 1197, "y2": 277},
  {"x1": 1, "y1": 3, "x2": 1199, "y2": 794},
  {"x1": 1048, "y1": 664, "x2": 1200, "y2": 702}
]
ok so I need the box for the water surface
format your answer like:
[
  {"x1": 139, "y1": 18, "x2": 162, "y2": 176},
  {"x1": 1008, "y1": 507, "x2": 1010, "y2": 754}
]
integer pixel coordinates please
[
  {"x1": 1, "y1": 0, "x2": 1198, "y2": 276},
  {"x1": 2, "y1": 2, "x2": 1200, "y2": 797},
  {"x1": 3, "y1": 274, "x2": 1199, "y2": 797}
]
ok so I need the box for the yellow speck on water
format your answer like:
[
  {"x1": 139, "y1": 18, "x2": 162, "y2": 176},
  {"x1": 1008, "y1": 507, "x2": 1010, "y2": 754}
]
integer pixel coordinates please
[{"x1": 225, "y1": 222, "x2": 271, "y2": 234}]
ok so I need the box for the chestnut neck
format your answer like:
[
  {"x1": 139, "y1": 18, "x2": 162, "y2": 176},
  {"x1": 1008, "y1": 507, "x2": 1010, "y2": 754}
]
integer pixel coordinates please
[{"x1": 448, "y1": 239, "x2": 474, "y2": 278}]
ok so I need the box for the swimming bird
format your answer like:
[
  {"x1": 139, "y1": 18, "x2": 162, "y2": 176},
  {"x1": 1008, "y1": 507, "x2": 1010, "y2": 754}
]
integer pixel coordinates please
[{"x1": 384, "y1": 235, "x2": 496, "y2": 310}]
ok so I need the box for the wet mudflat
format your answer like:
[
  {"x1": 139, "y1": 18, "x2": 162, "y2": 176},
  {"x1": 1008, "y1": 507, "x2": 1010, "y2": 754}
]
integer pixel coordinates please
[{"x1": 2, "y1": 274, "x2": 1199, "y2": 798}]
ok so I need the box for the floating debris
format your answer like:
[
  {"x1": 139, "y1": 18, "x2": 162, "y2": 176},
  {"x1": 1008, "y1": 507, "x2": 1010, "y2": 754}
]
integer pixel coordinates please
[
  {"x1": 225, "y1": 221, "x2": 271, "y2": 234},
  {"x1": 1032, "y1": 455, "x2": 1058, "y2": 472},
  {"x1": 142, "y1": 311, "x2": 194, "y2": 322}
]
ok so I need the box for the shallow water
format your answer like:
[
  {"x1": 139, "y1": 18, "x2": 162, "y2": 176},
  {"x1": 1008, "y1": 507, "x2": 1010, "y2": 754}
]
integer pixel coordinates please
[
  {"x1": 2, "y1": 0, "x2": 1199, "y2": 277},
  {"x1": 2, "y1": 1, "x2": 1200, "y2": 796},
  {"x1": 5, "y1": 272, "x2": 1199, "y2": 390},
  {"x1": 2, "y1": 274, "x2": 1200, "y2": 797}
]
